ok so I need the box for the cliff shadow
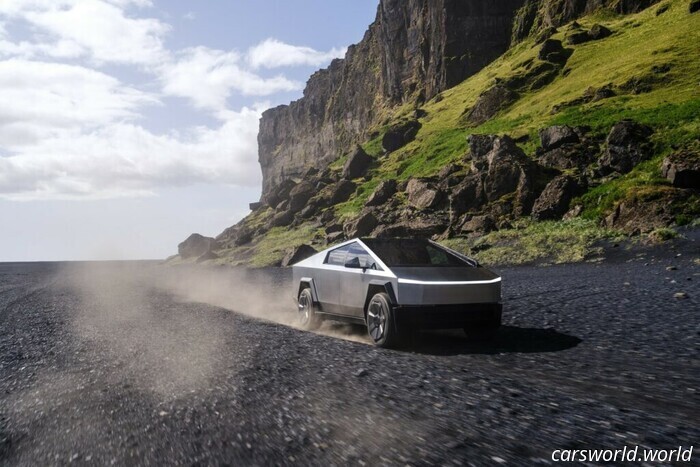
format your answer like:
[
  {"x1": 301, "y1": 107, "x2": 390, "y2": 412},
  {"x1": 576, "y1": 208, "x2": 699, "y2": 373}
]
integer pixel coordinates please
[{"x1": 405, "y1": 326, "x2": 582, "y2": 356}]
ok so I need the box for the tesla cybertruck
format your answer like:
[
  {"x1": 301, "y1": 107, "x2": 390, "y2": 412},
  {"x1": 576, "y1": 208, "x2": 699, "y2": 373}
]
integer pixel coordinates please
[{"x1": 292, "y1": 238, "x2": 502, "y2": 347}]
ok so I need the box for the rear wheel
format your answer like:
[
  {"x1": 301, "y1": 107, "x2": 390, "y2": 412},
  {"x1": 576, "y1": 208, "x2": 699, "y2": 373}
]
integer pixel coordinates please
[
  {"x1": 298, "y1": 288, "x2": 321, "y2": 330},
  {"x1": 366, "y1": 292, "x2": 400, "y2": 348}
]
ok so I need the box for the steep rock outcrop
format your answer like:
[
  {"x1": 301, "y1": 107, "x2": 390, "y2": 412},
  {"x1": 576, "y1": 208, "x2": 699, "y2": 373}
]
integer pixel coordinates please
[{"x1": 258, "y1": 0, "x2": 527, "y2": 199}]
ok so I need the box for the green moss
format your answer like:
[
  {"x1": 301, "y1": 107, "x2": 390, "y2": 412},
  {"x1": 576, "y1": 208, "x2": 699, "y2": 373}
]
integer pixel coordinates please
[
  {"x1": 249, "y1": 223, "x2": 322, "y2": 268},
  {"x1": 441, "y1": 218, "x2": 623, "y2": 266}
]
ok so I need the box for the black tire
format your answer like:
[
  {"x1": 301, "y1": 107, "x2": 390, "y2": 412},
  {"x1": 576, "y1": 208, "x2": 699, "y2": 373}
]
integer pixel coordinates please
[
  {"x1": 298, "y1": 288, "x2": 321, "y2": 330},
  {"x1": 366, "y1": 292, "x2": 400, "y2": 348}
]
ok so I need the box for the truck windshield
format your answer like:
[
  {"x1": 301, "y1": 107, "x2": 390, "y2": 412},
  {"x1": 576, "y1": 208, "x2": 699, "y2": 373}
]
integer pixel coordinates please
[{"x1": 362, "y1": 239, "x2": 467, "y2": 267}]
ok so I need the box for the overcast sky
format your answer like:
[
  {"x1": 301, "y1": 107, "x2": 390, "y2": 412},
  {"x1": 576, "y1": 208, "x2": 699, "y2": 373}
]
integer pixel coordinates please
[{"x1": 0, "y1": 0, "x2": 378, "y2": 262}]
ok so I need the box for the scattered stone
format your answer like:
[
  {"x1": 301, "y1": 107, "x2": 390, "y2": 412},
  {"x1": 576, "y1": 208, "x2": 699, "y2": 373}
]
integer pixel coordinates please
[
  {"x1": 178, "y1": 234, "x2": 219, "y2": 259},
  {"x1": 288, "y1": 181, "x2": 316, "y2": 213},
  {"x1": 366, "y1": 180, "x2": 397, "y2": 207},
  {"x1": 344, "y1": 211, "x2": 378, "y2": 238},
  {"x1": 532, "y1": 175, "x2": 582, "y2": 221},
  {"x1": 282, "y1": 245, "x2": 318, "y2": 267},
  {"x1": 538, "y1": 39, "x2": 569, "y2": 64},
  {"x1": 666, "y1": 266, "x2": 678, "y2": 271},
  {"x1": 460, "y1": 215, "x2": 496, "y2": 235},
  {"x1": 567, "y1": 30, "x2": 590, "y2": 45},
  {"x1": 343, "y1": 146, "x2": 373, "y2": 180},
  {"x1": 539, "y1": 125, "x2": 580, "y2": 151},
  {"x1": 382, "y1": 120, "x2": 421, "y2": 153},
  {"x1": 463, "y1": 85, "x2": 518, "y2": 126},
  {"x1": 270, "y1": 210, "x2": 294, "y2": 228},
  {"x1": 563, "y1": 204, "x2": 584, "y2": 220},
  {"x1": 354, "y1": 369, "x2": 368, "y2": 377},
  {"x1": 598, "y1": 120, "x2": 654, "y2": 175},
  {"x1": 330, "y1": 180, "x2": 357, "y2": 204},
  {"x1": 661, "y1": 149, "x2": 700, "y2": 189},
  {"x1": 406, "y1": 179, "x2": 443, "y2": 210},
  {"x1": 674, "y1": 292, "x2": 689, "y2": 299},
  {"x1": 588, "y1": 24, "x2": 612, "y2": 40}
]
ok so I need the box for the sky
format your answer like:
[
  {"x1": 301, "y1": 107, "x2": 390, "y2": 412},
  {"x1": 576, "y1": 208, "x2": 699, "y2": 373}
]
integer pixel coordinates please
[{"x1": 0, "y1": 0, "x2": 379, "y2": 261}]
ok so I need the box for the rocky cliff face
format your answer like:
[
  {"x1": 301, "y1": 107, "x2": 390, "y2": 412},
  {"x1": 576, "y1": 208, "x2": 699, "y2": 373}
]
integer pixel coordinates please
[{"x1": 258, "y1": 0, "x2": 527, "y2": 199}]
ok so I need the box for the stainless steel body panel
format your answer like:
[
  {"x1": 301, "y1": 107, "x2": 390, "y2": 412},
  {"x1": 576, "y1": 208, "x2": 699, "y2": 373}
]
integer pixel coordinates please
[{"x1": 292, "y1": 238, "x2": 502, "y2": 322}]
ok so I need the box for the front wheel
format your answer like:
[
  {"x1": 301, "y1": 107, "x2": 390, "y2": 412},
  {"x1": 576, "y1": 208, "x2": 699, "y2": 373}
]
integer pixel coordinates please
[
  {"x1": 366, "y1": 292, "x2": 400, "y2": 348},
  {"x1": 298, "y1": 288, "x2": 321, "y2": 330}
]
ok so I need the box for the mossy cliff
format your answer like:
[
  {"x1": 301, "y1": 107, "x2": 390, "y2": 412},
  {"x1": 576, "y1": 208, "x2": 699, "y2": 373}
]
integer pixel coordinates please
[{"x1": 175, "y1": 0, "x2": 700, "y2": 267}]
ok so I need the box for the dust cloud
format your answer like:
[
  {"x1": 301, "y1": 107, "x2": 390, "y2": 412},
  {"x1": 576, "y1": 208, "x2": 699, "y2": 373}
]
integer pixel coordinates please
[{"x1": 55, "y1": 261, "x2": 369, "y2": 397}]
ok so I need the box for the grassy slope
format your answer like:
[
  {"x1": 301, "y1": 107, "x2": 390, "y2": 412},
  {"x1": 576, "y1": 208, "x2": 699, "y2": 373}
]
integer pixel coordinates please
[{"x1": 223, "y1": 0, "x2": 700, "y2": 267}]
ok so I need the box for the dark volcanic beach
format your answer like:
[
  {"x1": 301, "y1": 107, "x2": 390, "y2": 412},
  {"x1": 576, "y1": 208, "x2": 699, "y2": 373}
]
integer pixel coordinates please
[{"x1": 0, "y1": 235, "x2": 698, "y2": 465}]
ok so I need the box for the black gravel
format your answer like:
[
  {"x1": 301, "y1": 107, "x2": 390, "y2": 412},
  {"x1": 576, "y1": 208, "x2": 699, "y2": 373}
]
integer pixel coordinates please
[{"x1": 0, "y1": 234, "x2": 698, "y2": 466}]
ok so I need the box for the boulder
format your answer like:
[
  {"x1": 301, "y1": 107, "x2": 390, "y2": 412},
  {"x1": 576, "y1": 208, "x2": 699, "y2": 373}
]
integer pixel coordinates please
[
  {"x1": 598, "y1": 120, "x2": 654, "y2": 175},
  {"x1": 539, "y1": 125, "x2": 580, "y2": 151},
  {"x1": 690, "y1": 0, "x2": 700, "y2": 13},
  {"x1": 438, "y1": 163, "x2": 463, "y2": 180},
  {"x1": 661, "y1": 149, "x2": 700, "y2": 189},
  {"x1": 325, "y1": 223, "x2": 343, "y2": 234},
  {"x1": 366, "y1": 180, "x2": 397, "y2": 207},
  {"x1": 330, "y1": 180, "x2": 357, "y2": 204},
  {"x1": 567, "y1": 30, "x2": 591, "y2": 45},
  {"x1": 449, "y1": 175, "x2": 485, "y2": 219},
  {"x1": 468, "y1": 134, "x2": 498, "y2": 160},
  {"x1": 537, "y1": 39, "x2": 569, "y2": 64},
  {"x1": 538, "y1": 144, "x2": 597, "y2": 171},
  {"x1": 344, "y1": 211, "x2": 378, "y2": 238},
  {"x1": 178, "y1": 233, "x2": 219, "y2": 259},
  {"x1": 604, "y1": 188, "x2": 691, "y2": 235},
  {"x1": 233, "y1": 227, "x2": 254, "y2": 246},
  {"x1": 343, "y1": 146, "x2": 373, "y2": 180},
  {"x1": 326, "y1": 231, "x2": 345, "y2": 244},
  {"x1": 460, "y1": 215, "x2": 496, "y2": 236},
  {"x1": 249, "y1": 201, "x2": 263, "y2": 211},
  {"x1": 382, "y1": 120, "x2": 421, "y2": 153},
  {"x1": 463, "y1": 85, "x2": 518, "y2": 126},
  {"x1": 373, "y1": 218, "x2": 447, "y2": 238},
  {"x1": 531, "y1": 175, "x2": 582, "y2": 221},
  {"x1": 281, "y1": 244, "x2": 318, "y2": 267},
  {"x1": 270, "y1": 210, "x2": 294, "y2": 227},
  {"x1": 265, "y1": 178, "x2": 297, "y2": 208},
  {"x1": 588, "y1": 24, "x2": 612, "y2": 40},
  {"x1": 406, "y1": 178, "x2": 443, "y2": 209},
  {"x1": 288, "y1": 181, "x2": 315, "y2": 213}
]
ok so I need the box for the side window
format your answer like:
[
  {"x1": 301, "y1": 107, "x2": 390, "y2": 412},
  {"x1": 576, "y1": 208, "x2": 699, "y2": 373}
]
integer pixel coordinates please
[
  {"x1": 325, "y1": 244, "x2": 351, "y2": 266},
  {"x1": 427, "y1": 246, "x2": 451, "y2": 265},
  {"x1": 345, "y1": 243, "x2": 381, "y2": 270}
]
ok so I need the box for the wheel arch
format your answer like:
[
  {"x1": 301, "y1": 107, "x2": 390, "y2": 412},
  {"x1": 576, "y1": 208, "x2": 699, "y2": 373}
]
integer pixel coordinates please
[
  {"x1": 363, "y1": 281, "x2": 397, "y2": 318},
  {"x1": 298, "y1": 277, "x2": 319, "y2": 304}
]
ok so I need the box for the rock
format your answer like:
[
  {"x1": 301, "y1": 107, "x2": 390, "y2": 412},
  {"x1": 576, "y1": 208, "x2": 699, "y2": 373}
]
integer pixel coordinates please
[
  {"x1": 674, "y1": 292, "x2": 689, "y2": 299},
  {"x1": 344, "y1": 211, "x2": 379, "y2": 238},
  {"x1": 539, "y1": 125, "x2": 580, "y2": 151},
  {"x1": 592, "y1": 86, "x2": 616, "y2": 101},
  {"x1": 691, "y1": 0, "x2": 700, "y2": 13},
  {"x1": 354, "y1": 369, "x2": 368, "y2": 377},
  {"x1": 382, "y1": 120, "x2": 421, "y2": 153},
  {"x1": 567, "y1": 30, "x2": 591, "y2": 45},
  {"x1": 249, "y1": 202, "x2": 263, "y2": 211},
  {"x1": 406, "y1": 178, "x2": 443, "y2": 210},
  {"x1": 463, "y1": 85, "x2": 518, "y2": 126},
  {"x1": 343, "y1": 146, "x2": 373, "y2": 179},
  {"x1": 178, "y1": 234, "x2": 219, "y2": 259},
  {"x1": 330, "y1": 180, "x2": 357, "y2": 204},
  {"x1": 449, "y1": 175, "x2": 485, "y2": 219},
  {"x1": 196, "y1": 250, "x2": 219, "y2": 263},
  {"x1": 233, "y1": 227, "x2": 254, "y2": 246},
  {"x1": 281, "y1": 245, "x2": 318, "y2": 267},
  {"x1": 373, "y1": 218, "x2": 446, "y2": 238},
  {"x1": 603, "y1": 188, "x2": 691, "y2": 234},
  {"x1": 538, "y1": 39, "x2": 569, "y2": 64},
  {"x1": 563, "y1": 204, "x2": 583, "y2": 220},
  {"x1": 468, "y1": 134, "x2": 498, "y2": 160},
  {"x1": 438, "y1": 163, "x2": 463, "y2": 180},
  {"x1": 366, "y1": 180, "x2": 397, "y2": 206},
  {"x1": 270, "y1": 210, "x2": 294, "y2": 228},
  {"x1": 598, "y1": 120, "x2": 654, "y2": 175},
  {"x1": 588, "y1": 24, "x2": 612, "y2": 40},
  {"x1": 265, "y1": 179, "x2": 296, "y2": 208},
  {"x1": 531, "y1": 175, "x2": 582, "y2": 221},
  {"x1": 326, "y1": 231, "x2": 345, "y2": 244},
  {"x1": 325, "y1": 223, "x2": 343, "y2": 235},
  {"x1": 299, "y1": 204, "x2": 318, "y2": 219},
  {"x1": 288, "y1": 181, "x2": 316, "y2": 213},
  {"x1": 460, "y1": 215, "x2": 496, "y2": 235},
  {"x1": 661, "y1": 149, "x2": 700, "y2": 189},
  {"x1": 538, "y1": 144, "x2": 597, "y2": 171}
]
